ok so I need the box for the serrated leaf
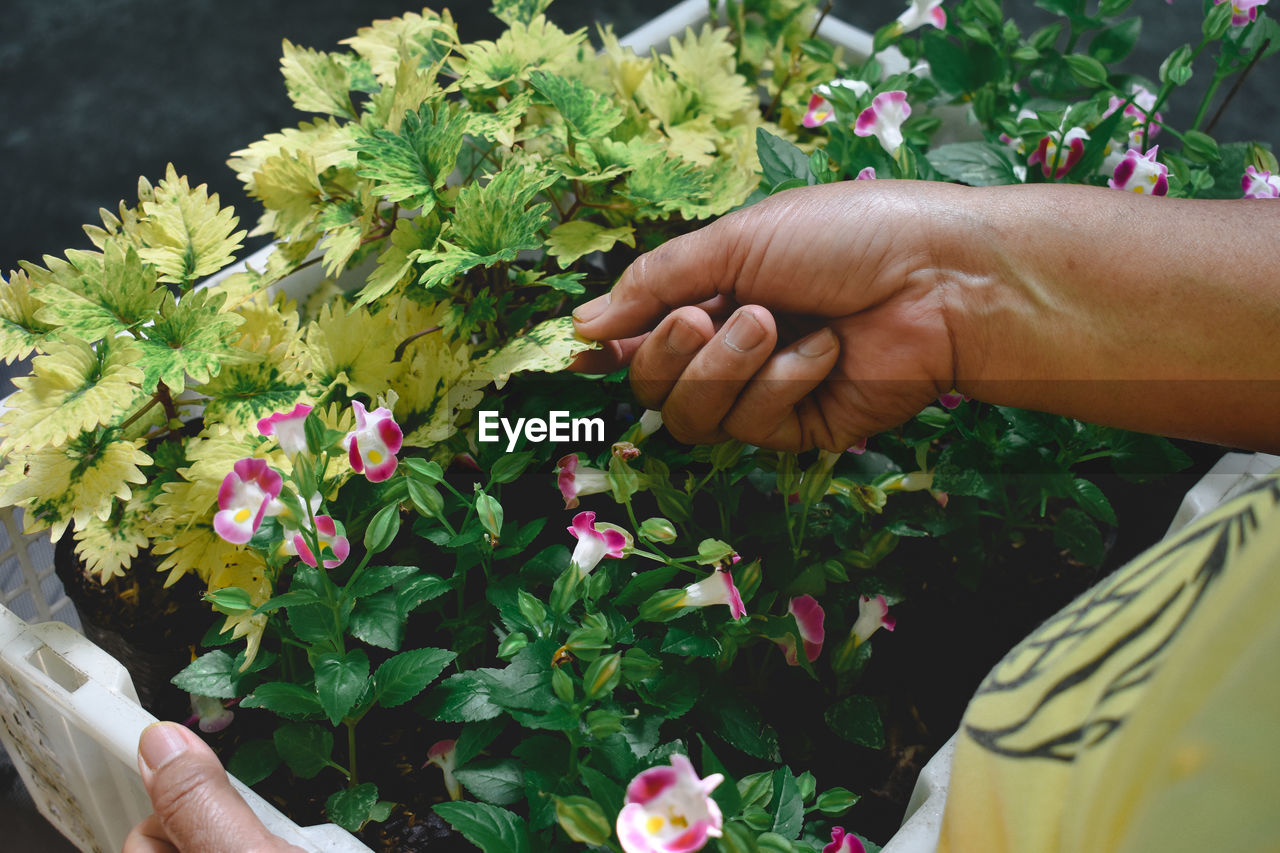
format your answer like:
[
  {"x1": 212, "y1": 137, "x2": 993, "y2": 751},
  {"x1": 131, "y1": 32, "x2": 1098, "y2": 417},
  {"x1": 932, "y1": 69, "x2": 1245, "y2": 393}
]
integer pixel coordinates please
[
  {"x1": 281, "y1": 40, "x2": 357, "y2": 118},
  {"x1": 273, "y1": 724, "x2": 334, "y2": 780},
  {"x1": 136, "y1": 289, "x2": 244, "y2": 394},
  {"x1": 228, "y1": 739, "x2": 280, "y2": 786},
  {"x1": 397, "y1": 574, "x2": 452, "y2": 615},
  {"x1": 349, "y1": 590, "x2": 404, "y2": 651},
  {"x1": 756, "y1": 128, "x2": 811, "y2": 190},
  {"x1": 491, "y1": 0, "x2": 553, "y2": 26},
  {"x1": 356, "y1": 216, "x2": 441, "y2": 306},
  {"x1": 1053, "y1": 506, "x2": 1105, "y2": 565},
  {"x1": 314, "y1": 649, "x2": 371, "y2": 725},
  {"x1": 528, "y1": 69, "x2": 624, "y2": 140},
  {"x1": 241, "y1": 682, "x2": 324, "y2": 719},
  {"x1": 455, "y1": 760, "x2": 524, "y2": 805},
  {"x1": 422, "y1": 671, "x2": 503, "y2": 722},
  {"x1": 825, "y1": 694, "x2": 885, "y2": 748},
  {"x1": 356, "y1": 101, "x2": 469, "y2": 211},
  {"x1": 0, "y1": 336, "x2": 145, "y2": 453},
  {"x1": 326, "y1": 783, "x2": 381, "y2": 833},
  {"x1": 0, "y1": 269, "x2": 54, "y2": 363},
  {"x1": 136, "y1": 165, "x2": 246, "y2": 284},
  {"x1": 348, "y1": 564, "x2": 420, "y2": 598},
  {"x1": 29, "y1": 241, "x2": 162, "y2": 343},
  {"x1": 545, "y1": 221, "x2": 635, "y2": 268},
  {"x1": 433, "y1": 801, "x2": 531, "y2": 853},
  {"x1": 927, "y1": 142, "x2": 1021, "y2": 186},
  {"x1": 170, "y1": 650, "x2": 240, "y2": 699},
  {"x1": 768, "y1": 767, "x2": 805, "y2": 839},
  {"x1": 374, "y1": 647, "x2": 457, "y2": 707},
  {"x1": 1070, "y1": 477, "x2": 1117, "y2": 525},
  {"x1": 449, "y1": 166, "x2": 553, "y2": 259},
  {"x1": 463, "y1": 316, "x2": 597, "y2": 391}
]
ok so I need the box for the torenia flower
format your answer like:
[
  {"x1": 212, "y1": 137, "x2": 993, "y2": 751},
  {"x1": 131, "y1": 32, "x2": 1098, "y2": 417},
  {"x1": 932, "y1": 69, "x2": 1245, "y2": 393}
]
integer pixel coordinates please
[
  {"x1": 1242, "y1": 165, "x2": 1280, "y2": 198},
  {"x1": 803, "y1": 94, "x2": 837, "y2": 128},
  {"x1": 256, "y1": 403, "x2": 313, "y2": 457},
  {"x1": 567, "y1": 511, "x2": 629, "y2": 577},
  {"x1": 637, "y1": 409, "x2": 664, "y2": 440},
  {"x1": 344, "y1": 401, "x2": 402, "y2": 483},
  {"x1": 1108, "y1": 146, "x2": 1168, "y2": 195},
  {"x1": 854, "y1": 167, "x2": 877, "y2": 181},
  {"x1": 778, "y1": 594, "x2": 826, "y2": 666},
  {"x1": 1105, "y1": 86, "x2": 1161, "y2": 146},
  {"x1": 616, "y1": 755, "x2": 724, "y2": 853},
  {"x1": 855, "y1": 91, "x2": 911, "y2": 155},
  {"x1": 185, "y1": 694, "x2": 234, "y2": 734},
  {"x1": 679, "y1": 569, "x2": 747, "y2": 620},
  {"x1": 852, "y1": 594, "x2": 897, "y2": 647},
  {"x1": 896, "y1": 0, "x2": 947, "y2": 32},
  {"x1": 1216, "y1": 0, "x2": 1268, "y2": 25},
  {"x1": 214, "y1": 458, "x2": 283, "y2": 545},
  {"x1": 285, "y1": 515, "x2": 350, "y2": 569},
  {"x1": 938, "y1": 390, "x2": 966, "y2": 409},
  {"x1": 424, "y1": 739, "x2": 461, "y2": 801},
  {"x1": 556, "y1": 453, "x2": 610, "y2": 509},
  {"x1": 1028, "y1": 124, "x2": 1090, "y2": 179},
  {"x1": 824, "y1": 827, "x2": 867, "y2": 853}
]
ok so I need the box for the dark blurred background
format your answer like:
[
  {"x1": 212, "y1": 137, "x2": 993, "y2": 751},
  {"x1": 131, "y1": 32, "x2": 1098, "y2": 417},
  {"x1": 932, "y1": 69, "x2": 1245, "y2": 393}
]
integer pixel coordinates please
[{"x1": 2, "y1": 0, "x2": 1276, "y2": 276}]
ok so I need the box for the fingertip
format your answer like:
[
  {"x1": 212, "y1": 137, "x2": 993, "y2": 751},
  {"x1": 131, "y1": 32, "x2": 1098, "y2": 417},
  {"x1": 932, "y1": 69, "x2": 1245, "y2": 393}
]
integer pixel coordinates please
[{"x1": 138, "y1": 722, "x2": 203, "y2": 787}]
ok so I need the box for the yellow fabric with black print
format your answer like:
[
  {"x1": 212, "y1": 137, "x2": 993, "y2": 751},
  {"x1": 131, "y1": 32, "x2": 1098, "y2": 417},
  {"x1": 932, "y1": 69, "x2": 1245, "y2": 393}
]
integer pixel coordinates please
[{"x1": 938, "y1": 476, "x2": 1280, "y2": 852}]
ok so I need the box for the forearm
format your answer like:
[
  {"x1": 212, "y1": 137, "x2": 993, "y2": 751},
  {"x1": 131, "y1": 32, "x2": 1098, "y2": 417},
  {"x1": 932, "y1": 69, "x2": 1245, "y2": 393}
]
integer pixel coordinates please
[{"x1": 943, "y1": 183, "x2": 1280, "y2": 452}]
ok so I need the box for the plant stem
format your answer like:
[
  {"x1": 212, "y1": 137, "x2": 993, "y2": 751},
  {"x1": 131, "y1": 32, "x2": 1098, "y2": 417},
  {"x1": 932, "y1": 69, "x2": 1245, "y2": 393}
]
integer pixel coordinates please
[
  {"x1": 117, "y1": 396, "x2": 161, "y2": 433},
  {"x1": 346, "y1": 720, "x2": 360, "y2": 788},
  {"x1": 393, "y1": 325, "x2": 443, "y2": 362},
  {"x1": 1205, "y1": 38, "x2": 1270, "y2": 135}
]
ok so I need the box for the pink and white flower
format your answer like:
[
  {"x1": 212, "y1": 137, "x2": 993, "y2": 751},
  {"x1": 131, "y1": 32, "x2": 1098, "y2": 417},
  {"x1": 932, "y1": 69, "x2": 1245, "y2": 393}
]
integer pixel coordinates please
[
  {"x1": 1108, "y1": 146, "x2": 1168, "y2": 195},
  {"x1": 803, "y1": 94, "x2": 837, "y2": 128},
  {"x1": 679, "y1": 570, "x2": 747, "y2": 620},
  {"x1": 285, "y1": 515, "x2": 350, "y2": 569},
  {"x1": 616, "y1": 755, "x2": 724, "y2": 853},
  {"x1": 343, "y1": 401, "x2": 402, "y2": 483},
  {"x1": 257, "y1": 403, "x2": 313, "y2": 457},
  {"x1": 185, "y1": 694, "x2": 234, "y2": 734},
  {"x1": 424, "y1": 739, "x2": 462, "y2": 801},
  {"x1": 854, "y1": 167, "x2": 877, "y2": 181},
  {"x1": 896, "y1": 0, "x2": 947, "y2": 32},
  {"x1": 855, "y1": 91, "x2": 912, "y2": 155},
  {"x1": 824, "y1": 827, "x2": 867, "y2": 853},
  {"x1": 567, "y1": 511, "x2": 629, "y2": 577},
  {"x1": 1028, "y1": 124, "x2": 1090, "y2": 179},
  {"x1": 1242, "y1": 165, "x2": 1280, "y2": 198},
  {"x1": 852, "y1": 594, "x2": 897, "y2": 647},
  {"x1": 1216, "y1": 0, "x2": 1268, "y2": 25},
  {"x1": 778, "y1": 594, "x2": 826, "y2": 666},
  {"x1": 1105, "y1": 86, "x2": 1162, "y2": 147},
  {"x1": 213, "y1": 458, "x2": 283, "y2": 545},
  {"x1": 938, "y1": 390, "x2": 967, "y2": 409},
  {"x1": 556, "y1": 453, "x2": 610, "y2": 509}
]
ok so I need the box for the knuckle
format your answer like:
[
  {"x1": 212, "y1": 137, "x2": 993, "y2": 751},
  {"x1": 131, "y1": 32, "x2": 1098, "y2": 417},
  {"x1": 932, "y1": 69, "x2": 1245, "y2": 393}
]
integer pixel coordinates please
[{"x1": 150, "y1": 758, "x2": 217, "y2": 822}]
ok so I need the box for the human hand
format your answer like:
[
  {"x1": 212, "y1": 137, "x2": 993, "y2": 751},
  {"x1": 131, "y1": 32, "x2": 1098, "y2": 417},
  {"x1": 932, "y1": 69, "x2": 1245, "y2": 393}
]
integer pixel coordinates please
[
  {"x1": 571, "y1": 181, "x2": 963, "y2": 451},
  {"x1": 124, "y1": 722, "x2": 306, "y2": 853}
]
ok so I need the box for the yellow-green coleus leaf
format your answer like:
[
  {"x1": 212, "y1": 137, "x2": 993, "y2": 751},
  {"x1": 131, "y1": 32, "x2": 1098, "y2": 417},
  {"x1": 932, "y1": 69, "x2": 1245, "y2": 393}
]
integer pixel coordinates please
[
  {"x1": 303, "y1": 301, "x2": 400, "y2": 399},
  {"x1": 659, "y1": 24, "x2": 757, "y2": 123},
  {"x1": 227, "y1": 118, "x2": 360, "y2": 195},
  {"x1": 0, "y1": 268, "x2": 55, "y2": 363},
  {"x1": 248, "y1": 150, "x2": 327, "y2": 241},
  {"x1": 27, "y1": 241, "x2": 162, "y2": 344},
  {"x1": 200, "y1": 359, "x2": 311, "y2": 436},
  {"x1": 466, "y1": 91, "x2": 534, "y2": 149},
  {"x1": 452, "y1": 16, "x2": 586, "y2": 88},
  {"x1": 73, "y1": 510, "x2": 149, "y2": 583},
  {"x1": 136, "y1": 289, "x2": 245, "y2": 395},
  {"x1": 0, "y1": 431, "x2": 151, "y2": 543},
  {"x1": 449, "y1": 165, "x2": 553, "y2": 259},
  {"x1": 463, "y1": 316, "x2": 598, "y2": 391},
  {"x1": 356, "y1": 216, "x2": 441, "y2": 306},
  {"x1": 1, "y1": 336, "x2": 146, "y2": 453},
  {"x1": 621, "y1": 154, "x2": 713, "y2": 219},
  {"x1": 136, "y1": 165, "x2": 246, "y2": 285},
  {"x1": 527, "y1": 69, "x2": 624, "y2": 141},
  {"x1": 340, "y1": 8, "x2": 458, "y2": 84},
  {"x1": 355, "y1": 101, "x2": 468, "y2": 213},
  {"x1": 281, "y1": 39, "x2": 358, "y2": 119},
  {"x1": 491, "y1": 0, "x2": 554, "y2": 27},
  {"x1": 545, "y1": 221, "x2": 635, "y2": 268}
]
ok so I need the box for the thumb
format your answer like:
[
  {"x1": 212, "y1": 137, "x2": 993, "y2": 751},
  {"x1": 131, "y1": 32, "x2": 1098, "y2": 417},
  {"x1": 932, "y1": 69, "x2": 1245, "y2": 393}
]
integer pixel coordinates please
[{"x1": 129, "y1": 722, "x2": 303, "y2": 853}]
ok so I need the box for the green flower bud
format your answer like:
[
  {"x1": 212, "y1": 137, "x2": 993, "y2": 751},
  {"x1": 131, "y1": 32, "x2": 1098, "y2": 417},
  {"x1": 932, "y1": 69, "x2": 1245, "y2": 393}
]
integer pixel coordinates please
[{"x1": 638, "y1": 517, "x2": 678, "y2": 544}]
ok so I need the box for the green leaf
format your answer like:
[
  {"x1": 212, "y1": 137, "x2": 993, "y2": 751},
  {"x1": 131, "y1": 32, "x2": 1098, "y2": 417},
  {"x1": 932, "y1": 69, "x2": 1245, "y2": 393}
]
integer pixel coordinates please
[
  {"x1": 488, "y1": 451, "x2": 536, "y2": 485},
  {"x1": 347, "y1": 565, "x2": 420, "y2": 598},
  {"x1": 398, "y1": 574, "x2": 452, "y2": 616},
  {"x1": 364, "y1": 504, "x2": 402, "y2": 554},
  {"x1": 528, "y1": 69, "x2": 625, "y2": 141},
  {"x1": 1070, "y1": 477, "x2": 1117, "y2": 525},
  {"x1": 1064, "y1": 53, "x2": 1108, "y2": 87},
  {"x1": 326, "y1": 783, "x2": 382, "y2": 833},
  {"x1": 433, "y1": 802, "x2": 531, "y2": 853},
  {"x1": 714, "y1": 698, "x2": 781, "y2": 761},
  {"x1": 136, "y1": 289, "x2": 244, "y2": 395},
  {"x1": 314, "y1": 649, "x2": 371, "y2": 725},
  {"x1": 288, "y1": 602, "x2": 341, "y2": 645},
  {"x1": 768, "y1": 767, "x2": 804, "y2": 840},
  {"x1": 490, "y1": 0, "x2": 553, "y2": 26},
  {"x1": 455, "y1": 760, "x2": 524, "y2": 806},
  {"x1": 756, "y1": 128, "x2": 812, "y2": 190},
  {"x1": 464, "y1": 316, "x2": 598, "y2": 391},
  {"x1": 422, "y1": 671, "x2": 503, "y2": 722},
  {"x1": 447, "y1": 166, "x2": 553, "y2": 260},
  {"x1": 554, "y1": 795, "x2": 611, "y2": 845},
  {"x1": 815, "y1": 786, "x2": 861, "y2": 815},
  {"x1": 205, "y1": 587, "x2": 254, "y2": 613},
  {"x1": 1053, "y1": 507, "x2": 1104, "y2": 565},
  {"x1": 30, "y1": 241, "x2": 161, "y2": 344},
  {"x1": 375, "y1": 647, "x2": 457, "y2": 707},
  {"x1": 545, "y1": 221, "x2": 636, "y2": 268},
  {"x1": 355, "y1": 102, "x2": 469, "y2": 211},
  {"x1": 1159, "y1": 44, "x2": 1194, "y2": 87},
  {"x1": 699, "y1": 737, "x2": 742, "y2": 819},
  {"x1": 0, "y1": 269, "x2": 54, "y2": 363},
  {"x1": 170, "y1": 650, "x2": 240, "y2": 699},
  {"x1": 927, "y1": 142, "x2": 1021, "y2": 186},
  {"x1": 227, "y1": 739, "x2": 280, "y2": 786},
  {"x1": 661, "y1": 626, "x2": 720, "y2": 657},
  {"x1": 240, "y1": 682, "x2": 324, "y2": 720},
  {"x1": 273, "y1": 724, "x2": 334, "y2": 780},
  {"x1": 349, "y1": 589, "x2": 405, "y2": 651},
  {"x1": 825, "y1": 694, "x2": 885, "y2": 748},
  {"x1": 1089, "y1": 17, "x2": 1141, "y2": 64}
]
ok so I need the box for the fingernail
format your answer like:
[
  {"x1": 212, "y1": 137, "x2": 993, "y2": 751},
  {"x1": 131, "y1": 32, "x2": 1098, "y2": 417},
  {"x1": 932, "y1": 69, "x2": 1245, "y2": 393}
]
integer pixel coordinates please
[
  {"x1": 724, "y1": 310, "x2": 765, "y2": 353},
  {"x1": 139, "y1": 722, "x2": 190, "y2": 779},
  {"x1": 796, "y1": 328, "x2": 837, "y2": 358},
  {"x1": 666, "y1": 318, "x2": 704, "y2": 355},
  {"x1": 572, "y1": 293, "x2": 610, "y2": 323}
]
